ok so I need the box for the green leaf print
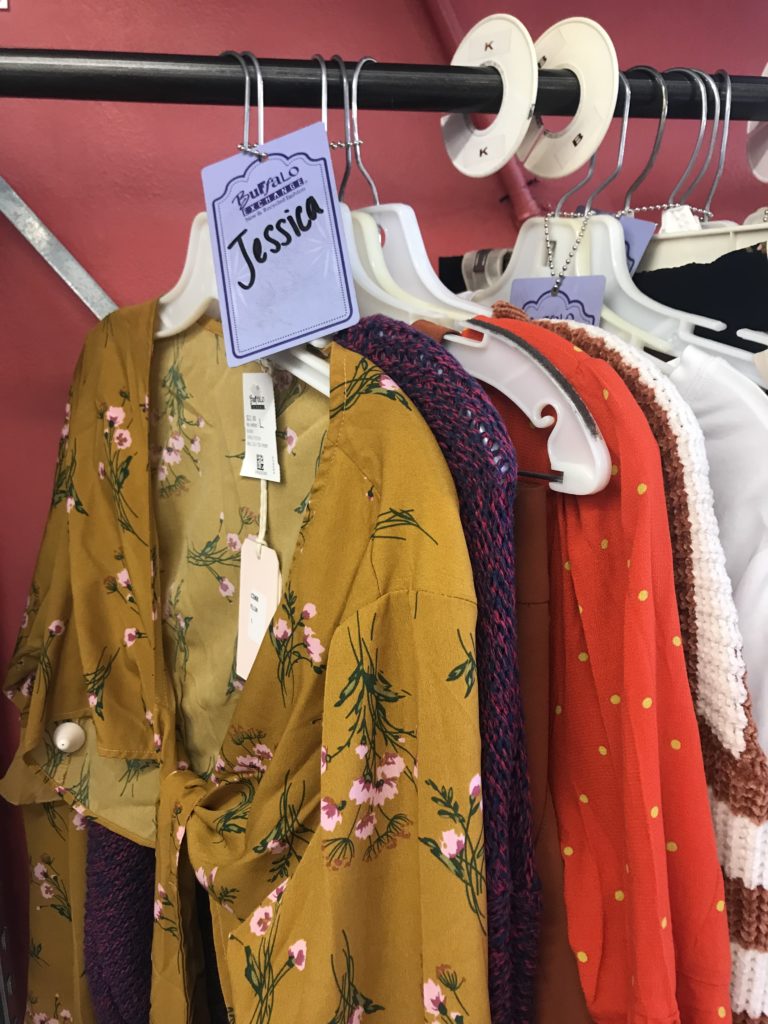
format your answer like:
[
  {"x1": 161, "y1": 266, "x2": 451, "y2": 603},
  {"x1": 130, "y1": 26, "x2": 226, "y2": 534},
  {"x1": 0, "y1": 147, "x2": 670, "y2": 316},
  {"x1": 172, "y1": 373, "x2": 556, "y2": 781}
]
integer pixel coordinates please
[
  {"x1": 446, "y1": 631, "x2": 477, "y2": 698},
  {"x1": 163, "y1": 582, "x2": 193, "y2": 686},
  {"x1": 329, "y1": 357, "x2": 410, "y2": 418},
  {"x1": 327, "y1": 931, "x2": 385, "y2": 1023},
  {"x1": 370, "y1": 508, "x2": 437, "y2": 544},
  {"x1": 84, "y1": 647, "x2": 120, "y2": 719},
  {"x1": 51, "y1": 436, "x2": 88, "y2": 516},
  {"x1": 238, "y1": 891, "x2": 308, "y2": 1024},
  {"x1": 253, "y1": 773, "x2": 314, "y2": 882},
  {"x1": 99, "y1": 402, "x2": 147, "y2": 545},
  {"x1": 119, "y1": 758, "x2": 159, "y2": 796},
  {"x1": 187, "y1": 508, "x2": 257, "y2": 599},
  {"x1": 270, "y1": 588, "x2": 325, "y2": 704},
  {"x1": 31, "y1": 854, "x2": 71, "y2": 921}
]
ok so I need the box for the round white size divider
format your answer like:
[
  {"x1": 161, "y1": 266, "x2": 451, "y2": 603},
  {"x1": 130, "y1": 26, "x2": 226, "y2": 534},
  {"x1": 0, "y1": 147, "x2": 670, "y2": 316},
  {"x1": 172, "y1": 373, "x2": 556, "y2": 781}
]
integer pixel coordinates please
[
  {"x1": 747, "y1": 62, "x2": 768, "y2": 182},
  {"x1": 517, "y1": 17, "x2": 619, "y2": 180},
  {"x1": 441, "y1": 14, "x2": 537, "y2": 179}
]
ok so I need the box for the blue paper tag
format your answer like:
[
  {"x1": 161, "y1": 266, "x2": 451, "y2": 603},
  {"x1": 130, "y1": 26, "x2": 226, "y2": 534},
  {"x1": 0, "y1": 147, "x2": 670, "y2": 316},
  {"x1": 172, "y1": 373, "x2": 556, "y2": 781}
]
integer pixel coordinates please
[
  {"x1": 618, "y1": 215, "x2": 656, "y2": 275},
  {"x1": 202, "y1": 121, "x2": 359, "y2": 367},
  {"x1": 509, "y1": 275, "x2": 606, "y2": 325}
]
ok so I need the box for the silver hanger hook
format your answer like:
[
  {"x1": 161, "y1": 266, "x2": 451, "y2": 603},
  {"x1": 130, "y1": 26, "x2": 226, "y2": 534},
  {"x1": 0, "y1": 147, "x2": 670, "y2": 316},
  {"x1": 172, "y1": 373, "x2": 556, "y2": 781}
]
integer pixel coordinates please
[
  {"x1": 678, "y1": 69, "x2": 720, "y2": 206},
  {"x1": 220, "y1": 50, "x2": 267, "y2": 160},
  {"x1": 554, "y1": 155, "x2": 597, "y2": 216},
  {"x1": 666, "y1": 68, "x2": 708, "y2": 205},
  {"x1": 313, "y1": 53, "x2": 328, "y2": 131},
  {"x1": 330, "y1": 56, "x2": 353, "y2": 201},
  {"x1": 241, "y1": 52, "x2": 266, "y2": 152},
  {"x1": 584, "y1": 71, "x2": 632, "y2": 213},
  {"x1": 621, "y1": 66, "x2": 668, "y2": 212},
  {"x1": 702, "y1": 69, "x2": 732, "y2": 219},
  {"x1": 350, "y1": 56, "x2": 381, "y2": 206}
]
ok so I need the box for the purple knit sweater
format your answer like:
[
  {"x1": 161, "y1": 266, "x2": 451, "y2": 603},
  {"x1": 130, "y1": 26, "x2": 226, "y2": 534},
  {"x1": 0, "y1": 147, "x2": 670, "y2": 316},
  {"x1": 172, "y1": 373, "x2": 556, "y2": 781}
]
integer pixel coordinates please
[{"x1": 340, "y1": 316, "x2": 539, "y2": 1024}]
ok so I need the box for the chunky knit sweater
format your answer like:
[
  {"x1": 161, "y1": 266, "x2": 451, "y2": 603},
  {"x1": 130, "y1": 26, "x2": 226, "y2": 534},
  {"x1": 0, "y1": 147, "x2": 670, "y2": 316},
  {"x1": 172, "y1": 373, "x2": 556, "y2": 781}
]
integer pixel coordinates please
[
  {"x1": 340, "y1": 315, "x2": 540, "y2": 1024},
  {"x1": 540, "y1": 316, "x2": 768, "y2": 1024}
]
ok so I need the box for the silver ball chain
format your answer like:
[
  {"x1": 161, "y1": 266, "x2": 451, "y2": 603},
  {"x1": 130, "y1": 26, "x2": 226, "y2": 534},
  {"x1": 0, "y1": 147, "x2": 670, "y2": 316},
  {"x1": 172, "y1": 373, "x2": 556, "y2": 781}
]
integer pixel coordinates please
[
  {"x1": 617, "y1": 202, "x2": 711, "y2": 220},
  {"x1": 544, "y1": 210, "x2": 595, "y2": 295}
]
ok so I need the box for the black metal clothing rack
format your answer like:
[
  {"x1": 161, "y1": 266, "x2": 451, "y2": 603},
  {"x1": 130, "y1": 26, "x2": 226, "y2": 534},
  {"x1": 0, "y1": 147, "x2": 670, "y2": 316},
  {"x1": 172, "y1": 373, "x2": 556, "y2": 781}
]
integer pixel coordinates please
[{"x1": 1, "y1": 49, "x2": 768, "y2": 120}]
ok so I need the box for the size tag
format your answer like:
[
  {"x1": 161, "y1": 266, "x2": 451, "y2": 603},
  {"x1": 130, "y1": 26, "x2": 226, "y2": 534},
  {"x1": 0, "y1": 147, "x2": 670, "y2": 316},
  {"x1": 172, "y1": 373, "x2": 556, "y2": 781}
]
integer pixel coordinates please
[
  {"x1": 509, "y1": 275, "x2": 606, "y2": 325},
  {"x1": 618, "y1": 216, "x2": 656, "y2": 274},
  {"x1": 236, "y1": 539, "x2": 282, "y2": 681},
  {"x1": 241, "y1": 373, "x2": 280, "y2": 482},
  {"x1": 202, "y1": 121, "x2": 359, "y2": 367},
  {"x1": 660, "y1": 205, "x2": 702, "y2": 234}
]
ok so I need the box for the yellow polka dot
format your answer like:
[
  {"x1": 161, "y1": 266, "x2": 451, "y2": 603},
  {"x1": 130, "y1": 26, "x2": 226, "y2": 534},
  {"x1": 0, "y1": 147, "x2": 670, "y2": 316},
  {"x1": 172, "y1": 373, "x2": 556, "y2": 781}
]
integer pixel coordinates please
[
  {"x1": 670, "y1": 739, "x2": 681, "y2": 751},
  {"x1": 610, "y1": 693, "x2": 621, "y2": 705},
  {"x1": 598, "y1": 745, "x2": 608, "y2": 757},
  {"x1": 672, "y1": 635, "x2": 682, "y2": 647},
  {"x1": 554, "y1": 704, "x2": 563, "y2": 715},
  {"x1": 637, "y1": 482, "x2": 648, "y2": 495},
  {"x1": 602, "y1": 388, "x2": 609, "y2": 400},
  {"x1": 573, "y1": 345, "x2": 583, "y2": 353},
  {"x1": 661, "y1": 916, "x2": 668, "y2": 929},
  {"x1": 666, "y1": 841, "x2": 678, "y2": 853},
  {"x1": 650, "y1": 805, "x2": 659, "y2": 819},
  {"x1": 564, "y1": 560, "x2": 571, "y2": 571},
  {"x1": 576, "y1": 951, "x2": 588, "y2": 964},
  {"x1": 578, "y1": 651, "x2": 589, "y2": 662},
  {"x1": 642, "y1": 697, "x2": 653, "y2": 709},
  {"x1": 716, "y1": 899, "x2": 725, "y2": 912},
  {"x1": 638, "y1": 589, "x2": 649, "y2": 602},
  {"x1": 625, "y1": 863, "x2": 630, "y2": 874},
  {"x1": 563, "y1": 846, "x2": 574, "y2": 857},
  {"x1": 579, "y1": 793, "x2": 589, "y2": 804},
  {"x1": 578, "y1": 604, "x2": 583, "y2": 615},
  {"x1": 717, "y1": 1008, "x2": 726, "y2": 1019},
  {"x1": 611, "y1": 464, "x2": 619, "y2": 476},
  {"x1": 600, "y1": 538, "x2": 609, "y2": 550},
  {"x1": 627, "y1": 559, "x2": 631, "y2": 569},
  {"x1": 614, "y1": 889, "x2": 625, "y2": 902}
]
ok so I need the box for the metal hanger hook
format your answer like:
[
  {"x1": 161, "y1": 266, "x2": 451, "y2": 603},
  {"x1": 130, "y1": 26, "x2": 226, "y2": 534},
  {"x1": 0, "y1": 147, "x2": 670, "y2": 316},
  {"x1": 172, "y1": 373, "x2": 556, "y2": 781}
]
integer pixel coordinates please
[
  {"x1": 350, "y1": 56, "x2": 381, "y2": 206},
  {"x1": 678, "y1": 68, "x2": 721, "y2": 207},
  {"x1": 330, "y1": 55, "x2": 353, "y2": 200},
  {"x1": 220, "y1": 50, "x2": 267, "y2": 160},
  {"x1": 584, "y1": 71, "x2": 632, "y2": 213},
  {"x1": 621, "y1": 66, "x2": 668, "y2": 212},
  {"x1": 702, "y1": 69, "x2": 732, "y2": 219},
  {"x1": 242, "y1": 52, "x2": 267, "y2": 155},
  {"x1": 665, "y1": 68, "x2": 708, "y2": 205},
  {"x1": 312, "y1": 53, "x2": 328, "y2": 131}
]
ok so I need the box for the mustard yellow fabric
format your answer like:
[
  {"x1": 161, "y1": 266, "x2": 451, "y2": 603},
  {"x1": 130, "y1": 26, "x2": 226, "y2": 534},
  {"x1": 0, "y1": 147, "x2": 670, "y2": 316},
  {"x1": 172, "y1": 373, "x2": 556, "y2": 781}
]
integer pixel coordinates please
[{"x1": 2, "y1": 299, "x2": 489, "y2": 1024}]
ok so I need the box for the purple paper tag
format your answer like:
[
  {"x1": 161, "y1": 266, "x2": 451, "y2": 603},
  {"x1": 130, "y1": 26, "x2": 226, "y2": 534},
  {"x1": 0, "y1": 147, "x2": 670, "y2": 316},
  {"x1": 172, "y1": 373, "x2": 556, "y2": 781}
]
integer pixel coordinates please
[
  {"x1": 618, "y1": 215, "x2": 656, "y2": 275},
  {"x1": 202, "y1": 121, "x2": 359, "y2": 367},
  {"x1": 509, "y1": 275, "x2": 606, "y2": 325}
]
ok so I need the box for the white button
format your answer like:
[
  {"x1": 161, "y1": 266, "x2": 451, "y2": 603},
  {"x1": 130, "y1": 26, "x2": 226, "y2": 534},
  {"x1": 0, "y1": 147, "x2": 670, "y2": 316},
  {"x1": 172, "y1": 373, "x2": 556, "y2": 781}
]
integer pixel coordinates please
[{"x1": 52, "y1": 722, "x2": 86, "y2": 753}]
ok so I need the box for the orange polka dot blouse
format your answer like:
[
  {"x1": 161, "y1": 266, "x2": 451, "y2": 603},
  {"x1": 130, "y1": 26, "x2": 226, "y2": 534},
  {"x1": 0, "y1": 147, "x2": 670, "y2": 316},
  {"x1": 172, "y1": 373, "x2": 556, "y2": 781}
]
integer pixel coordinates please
[{"x1": 480, "y1": 317, "x2": 732, "y2": 1023}]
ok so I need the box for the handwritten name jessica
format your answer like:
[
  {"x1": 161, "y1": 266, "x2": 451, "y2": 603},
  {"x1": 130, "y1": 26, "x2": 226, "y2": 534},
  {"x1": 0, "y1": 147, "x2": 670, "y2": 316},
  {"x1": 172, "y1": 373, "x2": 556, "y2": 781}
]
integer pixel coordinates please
[{"x1": 227, "y1": 196, "x2": 325, "y2": 290}]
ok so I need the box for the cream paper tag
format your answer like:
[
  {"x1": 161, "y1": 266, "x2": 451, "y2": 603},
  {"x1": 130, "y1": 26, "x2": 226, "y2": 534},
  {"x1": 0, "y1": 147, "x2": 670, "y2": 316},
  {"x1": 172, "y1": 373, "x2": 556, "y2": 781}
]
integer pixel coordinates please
[
  {"x1": 241, "y1": 372, "x2": 280, "y2": 482},
  {"x1": 660, "y1": 205, "x2": 702, "y2": 234},
  {"x1": 236, "y1": 537, "x2": 282, "y2": 681}
]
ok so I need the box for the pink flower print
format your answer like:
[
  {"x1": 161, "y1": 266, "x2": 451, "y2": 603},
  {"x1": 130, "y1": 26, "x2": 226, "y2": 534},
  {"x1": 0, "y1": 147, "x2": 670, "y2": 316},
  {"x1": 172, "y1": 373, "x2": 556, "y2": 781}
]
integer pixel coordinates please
[
  {"x1": 61, "y1": 422, "x2": 70, "y2": 440},
  {"x1": 288, "y1": 939, "x2": 307, "y2": 971},
  {"x1": 123, "y1": 627, "x2": 139, "y2": 647},
  {"x1": 304, "y1": 630, "x2": 325, "y2": 663},
  {"x1": 214, "y1": 756, "x2": 226, "y2": 772},
  {"x1": 320, "y1": 797, "x2": 343, "y2": 832},
  {"x1": 273, "y1": 618, "x2": 291, "y2": 641},
  {"x1": 470, "y1": 773, "x2": 482, "y2": 801},
  {"x1": 267, "y1": 838, "x2": 289, "y2": 855},
  {"x1": 377, "y1": 753, "x2": 405, "y2": 780},
  {"x1": 153, "y1": 733, "x2": 162, "y2": 752},
  {"x1": 145, "y1": 709, "x2": 154, "y2": 725},
  {"x1": 190, "y1": 435, "x2": 202, "y2": 454},
  {"x1": 106, "y1": 405, "x2": 125, "y2": 427},
  {"x1": 355, "y1": 743, "x2": 368, "y2": 760},
  {"x1": 168, "y1": 432, "x2": 184, "y2": 451},
  {"x1": 40, "y1": 881, "x2": 55, "y2": 900},
  {"x1": 219, "y1": 577, "x2": 235, "y2": 599},
  {"x1": 354, "y1": 812, "x2": 377, "y2": 840},
  {"x1": 175, "y1": 825, "x2": 185, "y2": 845},
  {"x1": 20, "y1": 611, "x2": 29, "y2": 630},
  {"x1": 88, "y1": 693, "x2": 98, "y2": 708},
  {"x1": 113, "y1": 428, "x2": 132, "y2": 450},
  {"x1": 379, "y1": 374, "x2": 398, "y2": 391},
  {"x1": 162, "y1": 446, "x2": 181, "y2": 465},
  {"x1": 65, "y1": 496, "x2": 75, "y2": 514},
  {"x1": 267, "y1": 880, "x2": 289, "y2": 902},
  {"x1": 226, "y1": 532, "x2": 241, "y2": 553},
  {"x1": 423, "y1": 979, "x2": 447, "y2": 1016},
  {"x1": 195, "y1": 866, "x2": 209, "y2": 889},
  {"x1": 33, "y1": 1013, "x2": 49, "y2": 1024},
  {"x1": 21, "y1": 675, "x2": 34, "y2": 697},
  {"x1": 320, "y1": 745, "x2": 328, "y2": 774},
  {"x1": 301, "y1": 602, "x2": 317, "y2": 620},
  {"x1": 349, "y1": 777, "x2": 372, "y2": 806},
  {"x1": 153, "y1": 899, "x2": 163, "y2": 921},
  {"x1": 98, "y1": 461, "x2": 106, "y2": 480},
  {"x1": 232, "y1": 677, "x2": 244, "y2": 692},
  {"x1": 116, "y1": 569, "x2": 131, "y2": 589},
  {"x1": 249, "y1": 905, "x2": 273, "y2": 936},
  {"x1": 157, "y1": 465, "x2": 168, "y2": 482},
  {"x1": 33, "y1": 862, "x2": 47, "y2": 881},
  {"x1": 73, "y1": 804, "x2": 87, "y2": 830},
  {"x1": 371, "y1": 776, "x2": 398, "y2": 807},
  {"x1": 158, "y1": 883, "x2": 166, "y2": 898},
  {"x1": 60, "y1": 1013, "x2": 72, "y2": 1023},
  {"x1": 348, "y1": 1009, "x2": 364, "y2": 1024},
  {"x1": 254, "y1": 743, "x2": 273, "y2": 766},
  {"x1": 285, "y1": 427, "x2": 298, "y2": 454},
  {"x1": 48, "y1": 620, "x2": 65, "y2": 636},
  {"x1": 176, "y1": 760, "x2": 189, "y2": 772},
  {"x1": 197, "y1": 417, "x2": 205, "y2": 428},
  {"x1": 440, "y1": 829, "x2": 466, "y2": 860}
]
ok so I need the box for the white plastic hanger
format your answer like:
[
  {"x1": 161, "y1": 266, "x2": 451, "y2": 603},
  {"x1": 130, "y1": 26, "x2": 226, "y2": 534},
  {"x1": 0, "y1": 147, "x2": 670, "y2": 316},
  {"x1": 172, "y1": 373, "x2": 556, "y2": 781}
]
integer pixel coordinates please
[{"x1": 155, "y1": 51, "x2": 330, "y2": 395}]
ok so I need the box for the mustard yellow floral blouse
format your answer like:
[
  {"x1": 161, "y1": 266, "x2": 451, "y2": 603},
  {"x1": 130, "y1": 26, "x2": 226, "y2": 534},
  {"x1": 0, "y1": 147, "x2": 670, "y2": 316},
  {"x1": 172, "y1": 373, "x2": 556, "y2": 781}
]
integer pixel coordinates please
[{"x1": 2, "y1": 299, "x2": 489, "y2": 1024}]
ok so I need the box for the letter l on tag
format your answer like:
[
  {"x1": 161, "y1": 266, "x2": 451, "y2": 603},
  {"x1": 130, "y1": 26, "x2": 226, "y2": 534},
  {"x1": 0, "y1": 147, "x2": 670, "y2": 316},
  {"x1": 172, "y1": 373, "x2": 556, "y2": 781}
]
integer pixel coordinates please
[
  {"x1": 241, "y1": 372, "x2": 280, "y2": 482},
  {"x1": 236, "y1": 538, "x2": 282, "y2": 682}
]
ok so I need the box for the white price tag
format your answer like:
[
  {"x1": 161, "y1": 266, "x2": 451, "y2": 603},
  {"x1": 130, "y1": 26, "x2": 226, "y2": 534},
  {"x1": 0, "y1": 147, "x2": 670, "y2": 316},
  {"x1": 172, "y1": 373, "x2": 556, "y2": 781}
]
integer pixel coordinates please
[
  {"x1": 236, "y1": 538, "x2": 282, "y2": 682},
  {"x1": 660, "y1": 205, "x2": 702, "y2": 234},
  {"x1": 241, "y1": 372, "x2": 280, "y2": 482}
]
